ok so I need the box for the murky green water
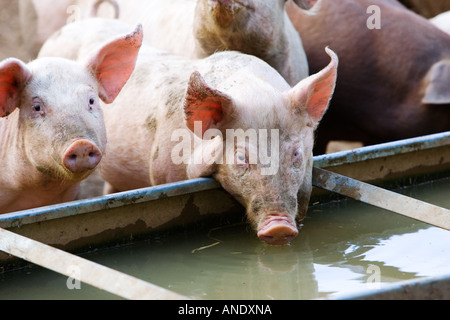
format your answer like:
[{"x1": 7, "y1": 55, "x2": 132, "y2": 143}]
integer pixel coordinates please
[{"x1": 1, "y1": 177, "x2": 450, "y2": 300}]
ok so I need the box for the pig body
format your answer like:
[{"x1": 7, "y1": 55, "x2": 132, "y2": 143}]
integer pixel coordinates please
[
  {"x1": 30, "y1": 0, "x2": 309, "y2": 85},
  {"x1": 18, "y1": 0, "x2": 118, "y2": 58},
  {"x1": 0, "y1": 0, "x2": 35, "y2": 61},
  {"x1": 114, "y1": 0, "x2": 308, "y2": 86},
  {"x1": 40, "y1": 18, "x2": 338, "y2": 245},
  {"x1": 0, "y1": 23, "x2": 142, "y2": 214},
  {"x1": 287, "y1": 0, "x2": 450, "y2": 153}
]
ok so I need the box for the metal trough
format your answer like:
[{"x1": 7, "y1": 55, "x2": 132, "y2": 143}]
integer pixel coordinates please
[
  {"x1": 331, "y1": 273, "x2": 450, "y2": 300},
  {"x1": 1, "y1": 131, "x2": 450, "y2": 299}
]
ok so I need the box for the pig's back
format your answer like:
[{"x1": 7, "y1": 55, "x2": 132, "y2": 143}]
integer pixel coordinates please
[
  {"x1": 39, "y1": 18, "x2": 138, "y2": 60},
  {"x1": 115, "y1": 0, "x2": 197, "y2": 58}
]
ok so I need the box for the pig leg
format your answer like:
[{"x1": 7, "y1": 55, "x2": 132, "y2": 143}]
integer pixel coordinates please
[{"x1": 103, "y1": 181, "x2": 120, "y2": 194}]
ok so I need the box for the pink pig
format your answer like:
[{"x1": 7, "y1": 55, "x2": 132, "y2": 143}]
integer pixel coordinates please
[
  {"x1": 113, "y1": 0, "x2": 309, "y2": 86},
  {"x1": 0, "y1": 24, "x2": 142, "y2": 214},
  {"x1": 41, "y1": 19, "x2": 337, "y2": 245},
  {"x1": 29, "y1": 0, "x2": 308, "y2": 85}
]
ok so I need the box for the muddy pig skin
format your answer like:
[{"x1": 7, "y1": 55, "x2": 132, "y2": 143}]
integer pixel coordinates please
[
  {"x1": 112, "y1": 0, "x2": 308, "y2": 86},
  {"x1": 29, "y1": 0, "x2": 308, "y2": 85},
  {"x1": 40, "y1": 18, "x2": 338, "y2": 246},
  {"x1": 287, "y1": 0, "x2": 450, "y2": 154},
  {"x1": 30, "y1": 0, "x2": 308, "y2": 85},
  {"x1": 0, "y1": 24, "x2": 142, "y2": 214}
]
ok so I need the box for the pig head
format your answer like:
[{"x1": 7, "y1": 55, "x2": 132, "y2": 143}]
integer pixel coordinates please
[
  {"x1": 183, "y1": 48, "x2": 338, "y2": 245},
  {"x1": 287, "y1": 0, "x2": 450, "y2": 154},
  {"x1": 0, "y1": 24, "x2": 142, "y2": 213},
  {"x1": 107, "y1": 0, "x2": 308, "y2": 85},
  {"x1": 193, "y1": 0, "x2": 309, "y2": 85}
]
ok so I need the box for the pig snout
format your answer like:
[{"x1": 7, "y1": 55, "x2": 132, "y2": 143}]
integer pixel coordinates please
[
  {"x1": 257, "y1": 215, "x2": 299, "y2": 246},
  {"x1": 62, "y1": 139, "x2": 102, "y2": 173}
]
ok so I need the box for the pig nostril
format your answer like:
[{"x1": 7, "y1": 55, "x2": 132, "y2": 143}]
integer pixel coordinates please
[{"x1": 63, "y1": 140, "x2": 102, "y2": 173}]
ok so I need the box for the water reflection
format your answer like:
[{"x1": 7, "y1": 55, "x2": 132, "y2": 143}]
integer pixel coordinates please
[
  {"x1": 361, "y1": 227, "x2": 450, "y2": 277},
  {"x1": 1, "y1": 178, "x2": 450, "y2": 299}
]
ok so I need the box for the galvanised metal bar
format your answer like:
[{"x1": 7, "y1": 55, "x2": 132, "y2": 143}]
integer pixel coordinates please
[
  {"x1": 0, "y1": 178, "x2": 220, "y2": 229},
  {"x1": 1, "y1": 131, "x2": 450, "y2": 229},
  {"x1": 313, "y1": 167, "x2": 450, "y2": 230},
  {"x1": 313, "y1": 131, "x2": 450, "y2": 168}
]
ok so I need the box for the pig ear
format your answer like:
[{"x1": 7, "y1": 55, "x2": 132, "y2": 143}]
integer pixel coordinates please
[
  {"x1": 289, "y1": 47, "x2": 338, "y2": 124},
  {"x1": 422, "y1": 60, "x2": 450, "y2": 105},
  {"x1": 0, "y1": 58, "x2": 31, "y2": 117},
  {"x1": 86, "y1": 23, "x2": 143, "y2": 104},
  {"x1": 184, "y1": 71, "x2": 234, "y2": 137}
]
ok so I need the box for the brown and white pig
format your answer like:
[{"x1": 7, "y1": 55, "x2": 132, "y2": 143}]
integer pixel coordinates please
[
  {"x1": 0, "y1": 23, "x2": 142, "y2": 214},
  {"x1": 287, "y1": 0, "x2": 450, "y2": 154},
  {"x1": 113, "y1": 0, "x2": 309, "y2": 86},
  {"x1": 40, "y1": 18, "x2": 338, "y2": 246}
]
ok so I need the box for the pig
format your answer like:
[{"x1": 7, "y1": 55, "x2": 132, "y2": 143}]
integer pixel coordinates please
[
  {"x1": 30, "y1": 0, "x2": 309, "y2": 85},
  {"x1": 17, "y1": 0, "x2": 118, "y2": 59},
  {"x1": 0, "y1": 23, "x2": 142, "y2": 214},
  {"x1": 0, "y1": 0, "x2": 35, "y2": 62},
  {"x1": 113, "y1": 0, "x2": 309, "y2": 86},
  {"x1": 39, "y1": 18, "x2": 338, "y2": 246},
  {"x1": 28, "y1": 0, "x2": 309, "y2": 85},
  {"x1": 287, "y1": 0, "x2": 450, "y2": 154},
  {"x1": 431, "y1": 11, "x2": 450, "y2": 35}
]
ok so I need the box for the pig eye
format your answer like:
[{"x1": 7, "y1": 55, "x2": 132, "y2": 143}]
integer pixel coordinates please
[
  {"x1": 293, "y1": 149, "x2": 302, "y2": 164},
  {"x1": 88, "y1": 97, "x2": 96, "y2": 110},
  {"x1": 236, "y1": 152, "x2": 246, "y2": 164},
  {"x1": 31, "y1": 98, "x2": 45, "y2": 116},
  {"x1": 31, "y1": 104, "x2": 44, "y2": 115},
  {"x1": 236, "y1": 151, "x2": 249, "y2": 167}
]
